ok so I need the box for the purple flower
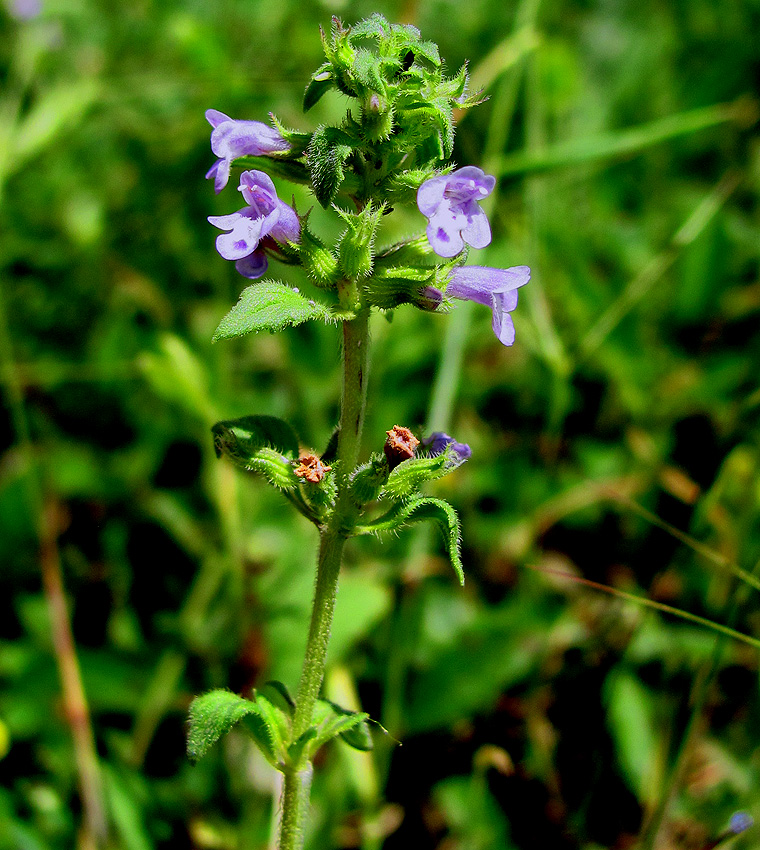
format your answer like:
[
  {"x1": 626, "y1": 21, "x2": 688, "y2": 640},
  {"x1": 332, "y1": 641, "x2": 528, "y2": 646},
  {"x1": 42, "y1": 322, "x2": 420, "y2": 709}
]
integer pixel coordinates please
[
  {"x1": 422, "y1": 432, "x2": 472, "y2": 467},
  {"x1": 446, "y1": 265, "x2": 531, "y2": 346},
  {"x1": 10, "y1": 0, "x2": 42, "y2": 19},
  {"x1": 208, "y1": 170, "x2": 300, "y2": 279},
  {"x1": 729, "y1": 813, "x2": 753, "y2": 835},
  {"x1": 417, "y1": 166, "x2": 496, "y2": 258},
  {"x1": 205, "y1": 109, "x2": 290, "y2": 194}
]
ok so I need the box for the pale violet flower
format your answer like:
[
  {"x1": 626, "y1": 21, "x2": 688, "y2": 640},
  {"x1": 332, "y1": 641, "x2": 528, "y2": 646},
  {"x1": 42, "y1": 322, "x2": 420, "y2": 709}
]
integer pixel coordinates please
[
  {"x1": 206, "y1": 109, "x2": 290, "y2": 194},
  {"x1": 422, "y1": 432, "x2": 472, "y2": 467},
  {"x1": 417, "y1": 166, "x2": 495, "y2": 258},
  {"x1": 426, "y1": 265, "x2": 530, "y2": 346},
  {"x1": 208, "y1": 170, "x2": 300, "y2": 279}
]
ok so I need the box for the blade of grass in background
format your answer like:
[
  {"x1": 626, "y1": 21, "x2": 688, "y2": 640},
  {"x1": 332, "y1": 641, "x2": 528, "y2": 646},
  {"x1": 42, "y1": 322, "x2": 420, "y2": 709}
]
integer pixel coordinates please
[{"x1": 495, "y1": 97, "x2": 757, "y2": 178}]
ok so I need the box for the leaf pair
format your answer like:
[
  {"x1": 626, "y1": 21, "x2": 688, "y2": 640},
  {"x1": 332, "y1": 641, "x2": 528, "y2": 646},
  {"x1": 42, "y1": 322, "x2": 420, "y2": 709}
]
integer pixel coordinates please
[{"x1": 187, "y1": 685, "x2": 372, "y2": 772}]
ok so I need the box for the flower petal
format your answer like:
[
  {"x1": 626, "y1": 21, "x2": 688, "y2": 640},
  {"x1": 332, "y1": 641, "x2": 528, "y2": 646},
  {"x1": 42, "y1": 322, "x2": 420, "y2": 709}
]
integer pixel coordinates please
[
  {"x1": 235, "y1": 250, "x2": 269, "y2": 279},
  {"x1": 492, "y1": 307, "x2": 516, "y2": 346},
  {"x1": 206, "y1": 109, "x2": 231, "y2": 128},
  {"x1": 461, "y1": 207, "x2": 492, "y2": 250},
  {"x1": 447, "y1": 265, "x2": 531, "y2": 301},
  {"x1": 427, "y1": 219, "x2": 464, "y2": 258},
  {"x1": 416, "y1": 174, "x2": 448, "y2": 216},
  {"x1": 422, "y1": 432, "x2": 472, "y2": 466},
  {"x1": 270, "y1": 199, "x2": 301, "y2": 243},
  {"x1": 239, "y1": 169, "x2": 277, "y2": 201},
  {"x1": 211, "y1": 212, "x2": 265, "y2": 260},
  {"x1": 211, "y1": 120, "x2": 289, "y2": 159},
  {"x1": 206, "y1": 158, "x2": 231, "y2": 194}
]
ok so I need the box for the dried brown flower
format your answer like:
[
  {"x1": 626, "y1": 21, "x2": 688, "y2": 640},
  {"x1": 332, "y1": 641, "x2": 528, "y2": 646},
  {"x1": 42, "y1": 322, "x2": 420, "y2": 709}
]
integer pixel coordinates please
[
  {"x1": 294, "y1": 453, "x2": 332, "y2": 483},
  {"x1": 383, "y1": 425, "x2": 420, "y2": 470}
]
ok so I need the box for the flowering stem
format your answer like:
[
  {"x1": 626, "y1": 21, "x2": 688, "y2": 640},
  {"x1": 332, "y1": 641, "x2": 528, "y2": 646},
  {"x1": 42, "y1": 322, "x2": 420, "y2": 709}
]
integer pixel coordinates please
[{"x1": 279, "y1": 308, "x2": 370, "y2": 850}]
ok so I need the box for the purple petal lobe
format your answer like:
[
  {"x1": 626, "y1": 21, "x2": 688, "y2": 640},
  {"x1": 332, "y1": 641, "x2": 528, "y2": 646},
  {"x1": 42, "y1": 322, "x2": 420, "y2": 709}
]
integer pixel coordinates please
[
  {"x1": 416, "y1": 175, "x2": 448, "y2": 216},
  {"x1": 422, "y1": 432, "x2": 472, "y2": 466},
  {"x1": 205, "y1": 112, "x2": 290, "y2": 192},
  {"x1": 270, "y1": 200, "x2": 301, "y2": 243},
  {"x1": 446, "y1": 265, "x2": 530, "y2": 346},
  {"x1": 235, "y1": 250, "x2": 268, "y2": 279},
  {"x1": 206, "y1": 109, "x2": 231, "y2": 128},
  {"x1": 417, "y1": 166, "x2": 496, "y2": 257}
]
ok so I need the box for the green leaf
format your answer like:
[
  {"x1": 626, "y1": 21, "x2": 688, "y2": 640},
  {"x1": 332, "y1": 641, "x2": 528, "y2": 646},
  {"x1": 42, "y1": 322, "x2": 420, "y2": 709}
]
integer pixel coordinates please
[
  {"x1": 212, "y1": 414, "x2": 299, "y2": 459},
  {"x1": 304, "y1": 64, "x2": 334, "y2": 111},
  {"x1": 380, "y1": 452, "x2": 449, "y2": 501},
  {"x1": 312, "y1": 700, "x2": 372, "y2": 751},
  {"x1": 357, "y1": 497, "x2": 465, "y2": 584},
  {"x1": 9, "y1": 79, "x2": 100, "y2": 177},
  {"x1": 604, "y1": 670, "x2": 658, "y2": 801},
  {"x1": 213, "y1": 280, "x2": 335, "y2": 341},
  {"x1": 187, "y1": 689, "x2": 263, "y2": 764},
  {"x1": 307, "y1": 126, "x2": 354, "y2": 207},
  {"x1": 287, "y1": 728, "x2": 317, "y2": 769},
  {"x1": 248, "y1": 691, "x2": 290, "y2": 763},
  {"x1": 212, "y1": 415, "x2": 300, "y2": 489},
  {"x1": 262, "y1": 681, "x2": 296, "y2": 716}
]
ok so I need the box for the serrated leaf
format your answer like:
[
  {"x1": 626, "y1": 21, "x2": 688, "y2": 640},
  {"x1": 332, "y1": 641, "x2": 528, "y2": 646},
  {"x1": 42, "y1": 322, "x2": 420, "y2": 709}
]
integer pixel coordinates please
[
  {"x1": 348, "y1": 13, "x2": 391, "y2": 42},
  {"x1": 213, "y1": 280, "x2": 335, "y2": 340},
  {"x1": 307, "y1": 126, "x2": 354, "y2": 207},
  {"x1": 187, "y1": 690, "x2": 263, "y2": 764},
  {"x1": 357, "y1": 497, "x2": 465, "y2": 584},
  {"x1": 351, "y1": 48, "x2": 386, "y2": 94}
]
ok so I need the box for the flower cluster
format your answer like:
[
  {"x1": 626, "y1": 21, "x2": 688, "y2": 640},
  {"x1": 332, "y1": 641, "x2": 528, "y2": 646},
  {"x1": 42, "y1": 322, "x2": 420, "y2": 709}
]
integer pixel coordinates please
[{"x1": 205, "y1": 15, "x2": 530, "y2": 346}]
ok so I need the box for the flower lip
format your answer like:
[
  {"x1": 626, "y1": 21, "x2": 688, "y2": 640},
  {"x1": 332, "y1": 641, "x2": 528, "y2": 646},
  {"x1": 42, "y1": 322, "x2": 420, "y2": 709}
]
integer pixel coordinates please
[
  {"x1": 417, "y1": 166, "x2": 495, "y2": 258},
  {"x1": 205, "y1": 110, "x2": 290, "y2": 193},
  {"x1": 446, "y1": 265, "x2": 530, "y2": 346},
  {"x1": 208, "y1": 170, "x2": 300, "y2": 277}
]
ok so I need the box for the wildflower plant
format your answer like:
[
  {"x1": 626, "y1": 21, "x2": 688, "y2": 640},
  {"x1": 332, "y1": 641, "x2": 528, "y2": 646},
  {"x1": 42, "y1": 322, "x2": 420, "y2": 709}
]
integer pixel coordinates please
[{"x1": 186, "y1": 15, "x2": 530, "y2": 849}]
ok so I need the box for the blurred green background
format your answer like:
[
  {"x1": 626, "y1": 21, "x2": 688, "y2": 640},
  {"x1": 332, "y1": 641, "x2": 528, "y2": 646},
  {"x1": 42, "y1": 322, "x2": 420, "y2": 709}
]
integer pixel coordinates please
[{"x1": 1, "y1": 0, "x2": 760, "y2": 848}]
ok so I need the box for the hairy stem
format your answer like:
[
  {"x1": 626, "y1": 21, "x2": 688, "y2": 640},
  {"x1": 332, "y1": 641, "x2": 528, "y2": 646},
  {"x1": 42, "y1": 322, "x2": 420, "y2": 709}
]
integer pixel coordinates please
[
  {"x1": 279, "y1": 309, "x2": 370, "y2": 849},
  {"x1": 278, "y1": 765, "x2": 313, "y2": 850}
]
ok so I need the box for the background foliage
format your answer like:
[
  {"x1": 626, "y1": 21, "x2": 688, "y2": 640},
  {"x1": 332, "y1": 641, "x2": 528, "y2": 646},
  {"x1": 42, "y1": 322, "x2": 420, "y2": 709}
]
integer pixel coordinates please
[{"x1": 1, "y1": 0, "x2": 759, "y2": 848}]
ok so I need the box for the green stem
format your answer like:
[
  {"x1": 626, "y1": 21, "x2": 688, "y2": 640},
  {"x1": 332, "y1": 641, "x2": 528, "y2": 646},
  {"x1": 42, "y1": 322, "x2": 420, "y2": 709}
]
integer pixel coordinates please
[
  {"x1": 279, "y1": 765, "x2": 313, "y2": 850},
  {"x1": 279, "y1": 309, "x2": 370, "y2": 850}
]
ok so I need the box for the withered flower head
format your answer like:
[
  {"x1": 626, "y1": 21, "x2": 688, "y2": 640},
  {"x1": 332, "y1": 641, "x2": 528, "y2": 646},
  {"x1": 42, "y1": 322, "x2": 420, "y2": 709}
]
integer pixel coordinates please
[
  {"x1": 295, "y1": 453, "x2": 332, "y2": 483},
  {"x1": 383, "y1": 425, "x2": 420, "y2": 470}
]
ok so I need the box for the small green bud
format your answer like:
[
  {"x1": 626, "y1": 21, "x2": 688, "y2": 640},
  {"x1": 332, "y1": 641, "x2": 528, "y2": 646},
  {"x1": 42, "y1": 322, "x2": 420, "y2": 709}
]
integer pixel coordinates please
[
  {"x1": 298, "y1": 222, "x2": 340, "y2": 287},
  {"x1": 350, "y1": 452, "x2": 390, "y2": 504},
  {"x1": 336, "y1": 202, "x2": 385, "y2": 281},
  {"x1": 361, "y1": 93, "x2": 394, "y2": 142},
  {"x1": 362, "y1": 266, "x2": 440, "y2": 311}
]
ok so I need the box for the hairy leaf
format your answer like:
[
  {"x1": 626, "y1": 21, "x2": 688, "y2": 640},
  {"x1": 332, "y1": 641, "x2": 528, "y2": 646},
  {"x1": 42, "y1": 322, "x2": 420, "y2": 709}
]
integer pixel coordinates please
[
  {"x1": 357, "y1": 497, "x2": 464, "y2": 584},
  {"x1": 213, "y1": 281, "x2": 335, "y2": 341}
]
